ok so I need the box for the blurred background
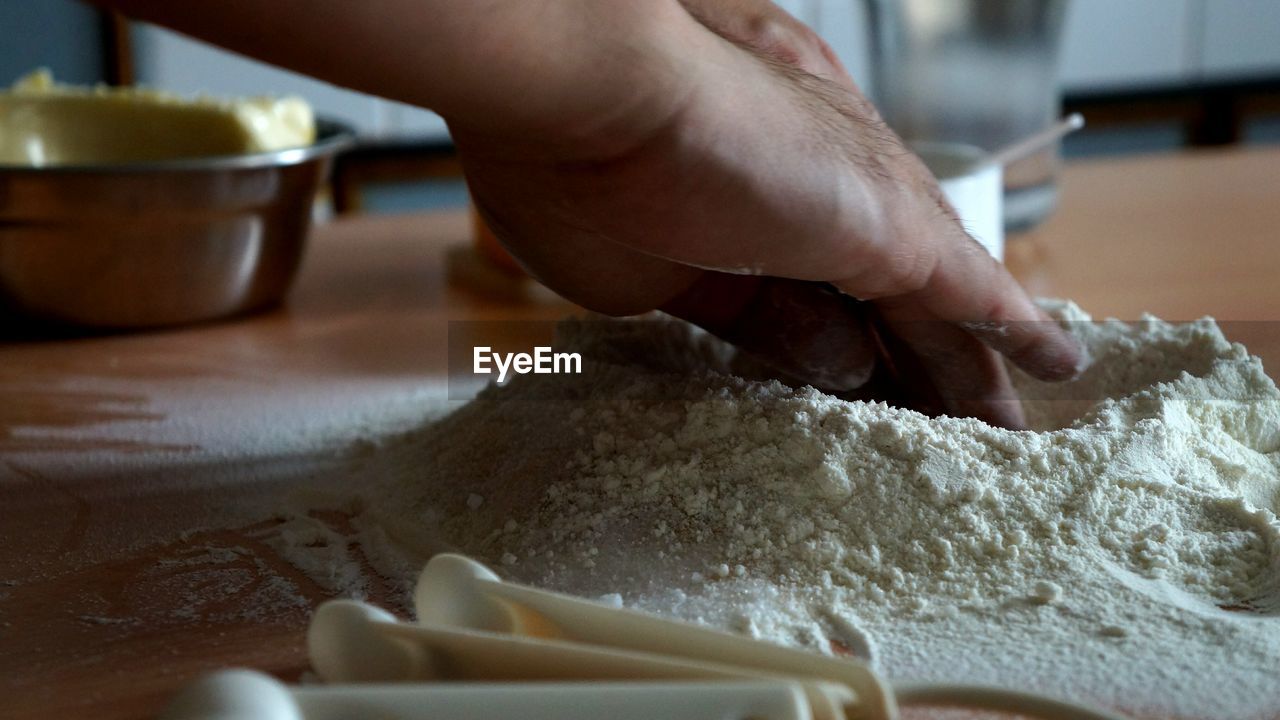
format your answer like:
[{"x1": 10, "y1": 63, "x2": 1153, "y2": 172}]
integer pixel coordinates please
[{"x1": 3, "y1": 0, "x2": 1279, "y2": 215}]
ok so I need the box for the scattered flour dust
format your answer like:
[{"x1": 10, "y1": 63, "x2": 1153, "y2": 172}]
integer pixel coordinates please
[{"x1": 323, "y1": 301, "x2": 1279, "y2": 720}]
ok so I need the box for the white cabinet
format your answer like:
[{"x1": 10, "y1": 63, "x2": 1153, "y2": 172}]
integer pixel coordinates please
[
  {"x1": 1056, "y1": 0, "x2": 1280, "y2": 89},
  {"x1": 131, "y1": 23, "x2": 449, "y2": 140},
  {"x1": 1059, "y1": 0, "x2": 1197, "y2": 91},
  {"x1": 1200, "y1": 0, "x2": 1280, "y2": 80}
]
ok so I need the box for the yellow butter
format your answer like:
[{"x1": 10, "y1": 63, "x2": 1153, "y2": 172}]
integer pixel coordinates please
[{"x1": 0, "y1": 69, "x2": 316, "y2": 166}]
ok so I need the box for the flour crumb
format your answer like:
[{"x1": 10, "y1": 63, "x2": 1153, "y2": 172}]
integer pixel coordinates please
[{"x1": 1030, "y1": 580, "x2": 1063, "y2": 605}]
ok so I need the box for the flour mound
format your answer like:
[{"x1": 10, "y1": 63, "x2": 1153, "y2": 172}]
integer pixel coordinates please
[{"x1": 364, "y1": 303, "x2": 1280, "y2": 720}]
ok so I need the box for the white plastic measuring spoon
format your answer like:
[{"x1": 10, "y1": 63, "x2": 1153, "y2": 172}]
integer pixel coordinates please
[
  {"x1": 307, "y1": 599, "x2": 858, "y2": 720},
  {"x1": 159, "y1": 669, "x2": 822, "y2": 720},
  {"x1": 409, "y1": 553, "x2": 897, "y2": 717}
]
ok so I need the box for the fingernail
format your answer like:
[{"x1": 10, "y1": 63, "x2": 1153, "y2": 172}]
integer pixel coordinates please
[{"x1": 1032, "y1": 335, "x2": 1090, "y2": 382}]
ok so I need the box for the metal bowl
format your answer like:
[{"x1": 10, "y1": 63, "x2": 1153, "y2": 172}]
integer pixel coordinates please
[{"x1": 0, "y1": 119, "x2": 354, "y2": 330}]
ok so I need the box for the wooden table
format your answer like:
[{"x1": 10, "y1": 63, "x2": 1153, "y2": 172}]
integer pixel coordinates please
[{"x1": 3, "y1": 147, "x2": 1279, "y2": 720}]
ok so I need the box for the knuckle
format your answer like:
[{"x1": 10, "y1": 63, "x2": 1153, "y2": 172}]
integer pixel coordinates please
[
  {"x1": 841, "y1": 243, "x2": 934, "y2": 300},
  {"x1": 883, "y1": 242, "x2": 935, "y2": 296},
  {"x1": 742, "y1": 16, "x2": 827, "y2": 73}
]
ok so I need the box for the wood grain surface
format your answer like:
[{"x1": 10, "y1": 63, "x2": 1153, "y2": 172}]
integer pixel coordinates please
[{"x1": 3, "y1": 147, "x2": 1279, "y2": 720}]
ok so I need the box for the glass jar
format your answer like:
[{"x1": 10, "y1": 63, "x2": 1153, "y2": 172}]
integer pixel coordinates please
[{"x1": 866, "y1": 0, "x2": 1069, "y2": 231}]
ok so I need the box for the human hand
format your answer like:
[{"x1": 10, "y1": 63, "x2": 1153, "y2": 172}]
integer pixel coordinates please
[{"x1": 451, "y1": 0, "x2": 1084, "y2": 427}]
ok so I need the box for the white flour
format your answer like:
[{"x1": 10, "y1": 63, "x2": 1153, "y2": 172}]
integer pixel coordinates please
[{"x1": 331, "y1": 302, "x2": 1279, "y2": 720}]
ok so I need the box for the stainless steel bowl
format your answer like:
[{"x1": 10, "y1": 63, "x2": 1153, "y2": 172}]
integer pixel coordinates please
[{"x1": 0, "y1": 119, "x2": 354, "y2": 330}]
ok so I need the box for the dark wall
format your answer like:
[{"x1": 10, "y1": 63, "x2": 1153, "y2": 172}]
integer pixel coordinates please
[{"x1": 0, "y1": 0, "x2": 105, "y2": 86}]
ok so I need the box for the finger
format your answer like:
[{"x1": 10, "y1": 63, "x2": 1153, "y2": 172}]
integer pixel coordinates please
[
  {"x1": 477, "y1": 184, "x2": 882, "y2": 394},
  {"x1": 842, "y1": 307, "x2": 945, "y2": 416},
  {"x1": 468, "y1": 187, "x2": 703, "y2": 316},
  {"x1": 661, "y1": 274, "x2": 877, "y2": 392},
  {"x1": 875, "y1": 303, "x2": 1028, "y2": 429},
  {"x1": 844, "y1": 221, "x2": 1085, "y2": 383}
]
